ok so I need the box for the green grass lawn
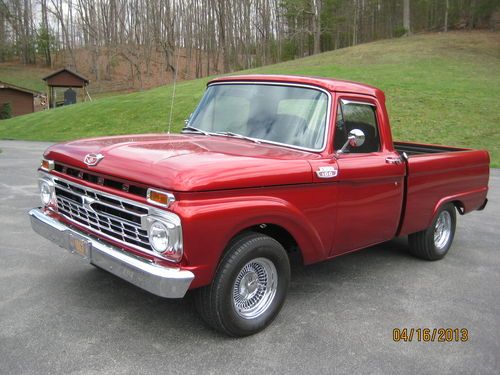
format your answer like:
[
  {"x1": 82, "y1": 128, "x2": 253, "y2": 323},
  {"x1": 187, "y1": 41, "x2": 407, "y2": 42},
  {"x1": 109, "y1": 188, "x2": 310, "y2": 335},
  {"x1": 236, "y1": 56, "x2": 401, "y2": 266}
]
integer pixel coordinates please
[{"x1": 1, "y1": 31, "x2": 499, "y2": 166}]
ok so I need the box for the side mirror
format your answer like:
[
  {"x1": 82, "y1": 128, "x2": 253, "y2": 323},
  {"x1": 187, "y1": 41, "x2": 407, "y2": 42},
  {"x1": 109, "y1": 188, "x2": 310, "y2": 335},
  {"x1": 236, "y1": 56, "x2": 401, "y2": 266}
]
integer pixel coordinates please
[
  {"x1": 336, "y1": 129, "x2": 365, "y2": 156},
  {"x1": 348, "y1": 129, "x2": 365, "y2": 147}
]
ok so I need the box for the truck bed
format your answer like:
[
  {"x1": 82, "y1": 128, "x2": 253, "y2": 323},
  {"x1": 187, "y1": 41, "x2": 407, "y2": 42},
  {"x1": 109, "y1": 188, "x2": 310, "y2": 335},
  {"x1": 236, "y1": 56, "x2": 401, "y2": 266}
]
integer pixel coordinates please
[{"x1": 395, "y1": 141, "x2": 490, "y2": 236}]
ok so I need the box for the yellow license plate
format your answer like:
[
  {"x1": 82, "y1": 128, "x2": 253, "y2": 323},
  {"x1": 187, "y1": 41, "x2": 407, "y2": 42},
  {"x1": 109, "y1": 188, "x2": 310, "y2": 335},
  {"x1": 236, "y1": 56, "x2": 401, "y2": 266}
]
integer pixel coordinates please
[{"x1": 68, "y1": 234, "x2": 90, "y2": 259}]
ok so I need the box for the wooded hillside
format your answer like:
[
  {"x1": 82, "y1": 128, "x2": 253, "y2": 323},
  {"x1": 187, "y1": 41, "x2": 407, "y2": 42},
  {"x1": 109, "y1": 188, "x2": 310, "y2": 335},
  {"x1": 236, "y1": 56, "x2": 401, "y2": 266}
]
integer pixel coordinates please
[{"x1": 0, "y1": 0, "x2": 497, "y2": 90}]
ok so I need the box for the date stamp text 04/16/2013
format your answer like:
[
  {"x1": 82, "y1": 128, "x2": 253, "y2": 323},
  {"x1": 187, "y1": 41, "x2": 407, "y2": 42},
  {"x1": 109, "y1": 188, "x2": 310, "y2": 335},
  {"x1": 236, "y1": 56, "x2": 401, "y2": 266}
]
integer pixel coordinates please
[{"x1": 393, "y1": 328, "x2": 469, "y2": 342}]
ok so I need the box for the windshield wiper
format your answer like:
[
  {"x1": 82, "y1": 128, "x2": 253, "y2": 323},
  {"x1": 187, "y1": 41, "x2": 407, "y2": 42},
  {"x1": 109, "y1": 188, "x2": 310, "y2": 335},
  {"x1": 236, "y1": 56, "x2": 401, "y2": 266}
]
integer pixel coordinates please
[
  {"x1": 181, "y1": 126, "x2": 210, "y2": 135},
  {"x1": 213, "y1": 131, "x2": 261, "y2": 144},
  {"x1": 182, "y1": 127, "x2": 260, "y2": 144}
]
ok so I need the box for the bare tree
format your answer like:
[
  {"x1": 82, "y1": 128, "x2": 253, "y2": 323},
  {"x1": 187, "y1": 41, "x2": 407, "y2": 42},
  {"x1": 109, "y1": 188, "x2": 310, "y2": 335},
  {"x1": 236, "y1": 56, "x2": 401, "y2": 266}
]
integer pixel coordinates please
[
  {"x1": 444, "y1": 0, "x2": 449, "y2": 32},
  {"x1": 403, "y1": 0, "x2": 411, "y2": 35},
  {"x1": 49, "y1": 0, "x2": 76, "y2": 67}
]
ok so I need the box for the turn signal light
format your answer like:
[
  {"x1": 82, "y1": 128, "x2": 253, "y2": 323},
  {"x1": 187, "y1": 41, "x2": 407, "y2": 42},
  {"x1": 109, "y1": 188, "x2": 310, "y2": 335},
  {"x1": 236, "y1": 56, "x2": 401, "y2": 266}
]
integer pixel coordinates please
[
  {"x1": 147, "y1": 188, "x2": 175, "y2": 207},
  {"x1": 40, "y1": 159, "x2": 55, "y2": 171}
]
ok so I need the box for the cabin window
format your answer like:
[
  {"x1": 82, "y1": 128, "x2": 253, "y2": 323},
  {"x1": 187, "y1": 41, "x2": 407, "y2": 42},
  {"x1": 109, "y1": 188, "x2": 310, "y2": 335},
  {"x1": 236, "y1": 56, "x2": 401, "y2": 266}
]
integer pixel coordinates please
[{"x1": 334, "y1": 100, "x2": 380, "y2": 153}]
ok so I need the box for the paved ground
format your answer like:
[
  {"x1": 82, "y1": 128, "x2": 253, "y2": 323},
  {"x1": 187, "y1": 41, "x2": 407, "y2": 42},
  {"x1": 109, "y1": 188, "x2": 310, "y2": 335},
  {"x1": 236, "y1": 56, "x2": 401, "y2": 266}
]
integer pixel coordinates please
[{"x1": 0, "y1": 140, "x2": 498, "y2": 375}]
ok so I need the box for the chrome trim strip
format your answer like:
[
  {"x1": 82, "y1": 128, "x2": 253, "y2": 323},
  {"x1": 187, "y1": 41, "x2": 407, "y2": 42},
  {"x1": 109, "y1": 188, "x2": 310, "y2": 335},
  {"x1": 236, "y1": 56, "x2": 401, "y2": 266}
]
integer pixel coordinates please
[
  {"x1": 198, "y1": 81, "x2": 333, "y2": 153},
  {"x1": 29, "y1": 208, "x2": 193, "y2": 298},
  {"x1": 340, "y1": 99, "x2": 376, "y2": 107}
]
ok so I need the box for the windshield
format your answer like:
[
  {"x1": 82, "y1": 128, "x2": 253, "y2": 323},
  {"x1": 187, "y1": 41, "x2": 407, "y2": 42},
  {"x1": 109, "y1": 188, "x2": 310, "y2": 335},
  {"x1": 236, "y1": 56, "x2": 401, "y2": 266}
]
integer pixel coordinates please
[{"x1": 188, "y1": 83, "x2": 329, "y2": 150}]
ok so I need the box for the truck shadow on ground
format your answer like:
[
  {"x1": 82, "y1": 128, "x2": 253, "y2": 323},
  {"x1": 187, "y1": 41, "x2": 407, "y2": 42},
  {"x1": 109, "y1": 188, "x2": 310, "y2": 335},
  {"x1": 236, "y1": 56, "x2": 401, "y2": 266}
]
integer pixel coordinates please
[{"x1": 63, "y1": 236, "x2": 418, "y2": 339}]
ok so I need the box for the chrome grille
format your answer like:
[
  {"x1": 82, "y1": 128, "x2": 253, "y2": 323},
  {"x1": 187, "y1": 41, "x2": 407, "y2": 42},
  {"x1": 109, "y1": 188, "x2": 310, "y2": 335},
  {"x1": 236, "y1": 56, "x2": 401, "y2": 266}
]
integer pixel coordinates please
[{"x1": 54, "y1": 179, "x2": 152, "y2": 251}]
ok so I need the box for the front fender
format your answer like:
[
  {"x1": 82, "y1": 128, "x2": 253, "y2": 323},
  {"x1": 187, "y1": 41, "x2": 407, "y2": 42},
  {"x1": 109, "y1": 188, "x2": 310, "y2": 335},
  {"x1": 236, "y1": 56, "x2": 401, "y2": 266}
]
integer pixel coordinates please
[{"x1": 176, "y1": 193, "x2": 331, "y2": 288}]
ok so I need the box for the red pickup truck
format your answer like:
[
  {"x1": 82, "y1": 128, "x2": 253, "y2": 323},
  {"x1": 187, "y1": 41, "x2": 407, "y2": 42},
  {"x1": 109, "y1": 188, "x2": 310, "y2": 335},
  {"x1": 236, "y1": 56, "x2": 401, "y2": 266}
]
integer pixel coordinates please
[{"x1": 30, "y1": 75, "x2": 489, "y2": 336}]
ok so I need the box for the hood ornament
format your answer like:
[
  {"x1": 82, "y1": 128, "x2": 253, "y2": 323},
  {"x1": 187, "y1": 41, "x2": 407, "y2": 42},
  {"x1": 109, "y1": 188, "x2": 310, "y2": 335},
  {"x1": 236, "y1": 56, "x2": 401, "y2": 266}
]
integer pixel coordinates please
[{"x1": 84, "y1": 153, "x2": 104, "y2": 166}]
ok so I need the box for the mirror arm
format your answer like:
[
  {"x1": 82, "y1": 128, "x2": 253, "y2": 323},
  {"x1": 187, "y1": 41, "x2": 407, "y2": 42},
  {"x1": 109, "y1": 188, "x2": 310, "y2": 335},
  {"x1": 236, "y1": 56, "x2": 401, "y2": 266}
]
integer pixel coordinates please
[{"x1": 335, "y1": 135, "x2": 356, "y2": 157}]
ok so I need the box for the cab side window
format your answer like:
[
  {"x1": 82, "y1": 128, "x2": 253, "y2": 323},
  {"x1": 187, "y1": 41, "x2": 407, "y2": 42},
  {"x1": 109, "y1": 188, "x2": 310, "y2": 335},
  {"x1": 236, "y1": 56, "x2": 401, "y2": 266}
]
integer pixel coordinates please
[{"x1": 334, "y1": 100, "x2": 380, "y2": 153}]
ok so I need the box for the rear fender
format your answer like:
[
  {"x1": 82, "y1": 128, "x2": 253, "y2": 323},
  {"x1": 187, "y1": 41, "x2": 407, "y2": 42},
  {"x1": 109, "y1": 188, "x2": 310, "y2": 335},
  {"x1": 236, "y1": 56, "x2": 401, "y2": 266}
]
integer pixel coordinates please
[{"x1": 429, "y1": 186, "x2": 488, "y2": 226}]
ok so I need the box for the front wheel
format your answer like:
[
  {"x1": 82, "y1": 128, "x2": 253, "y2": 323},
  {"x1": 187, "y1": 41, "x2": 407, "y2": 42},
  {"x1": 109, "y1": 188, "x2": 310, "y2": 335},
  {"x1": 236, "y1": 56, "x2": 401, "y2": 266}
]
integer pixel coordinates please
[
  {"x1": 195, "y1": 232, "x2": 290, "y2": 337},
  {"x1": 408, "y1": 203, "x2": 457, "y2": 261}
]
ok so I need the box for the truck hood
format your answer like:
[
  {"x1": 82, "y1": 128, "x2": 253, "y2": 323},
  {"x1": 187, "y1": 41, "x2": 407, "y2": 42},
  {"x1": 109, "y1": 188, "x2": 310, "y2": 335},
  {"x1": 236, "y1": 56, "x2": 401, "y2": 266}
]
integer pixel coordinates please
[{"x1": 44, "y1": 134, "x2": 317, "y2": 192}]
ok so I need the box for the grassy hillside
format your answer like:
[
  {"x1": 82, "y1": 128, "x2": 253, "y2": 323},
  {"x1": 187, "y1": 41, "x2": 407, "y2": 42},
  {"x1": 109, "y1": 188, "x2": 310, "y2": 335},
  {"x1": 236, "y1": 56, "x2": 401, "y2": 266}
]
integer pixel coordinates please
[
  {"x1": 0, "y1": 63, "x2": 52, "y2": 92},
  {"x1": 1, "y1": 31, "x2": 499, "y2": 166}
]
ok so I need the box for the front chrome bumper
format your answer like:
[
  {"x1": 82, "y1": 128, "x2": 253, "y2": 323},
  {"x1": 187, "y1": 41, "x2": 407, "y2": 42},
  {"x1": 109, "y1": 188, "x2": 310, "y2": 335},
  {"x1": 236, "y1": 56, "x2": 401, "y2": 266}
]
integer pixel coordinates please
[{"x1": 29, "y1": 208, "x2": 194, "y2": 298}]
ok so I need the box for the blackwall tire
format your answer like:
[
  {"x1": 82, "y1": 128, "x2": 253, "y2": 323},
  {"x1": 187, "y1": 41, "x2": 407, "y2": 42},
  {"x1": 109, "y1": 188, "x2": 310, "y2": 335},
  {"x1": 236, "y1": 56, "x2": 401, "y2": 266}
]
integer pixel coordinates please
[
  {"x1": 408, "y1": 203, "x2": 457, "y2": 261},
  {"x1": 195, "y1": 232, "x2": 290, "y2": 337}
]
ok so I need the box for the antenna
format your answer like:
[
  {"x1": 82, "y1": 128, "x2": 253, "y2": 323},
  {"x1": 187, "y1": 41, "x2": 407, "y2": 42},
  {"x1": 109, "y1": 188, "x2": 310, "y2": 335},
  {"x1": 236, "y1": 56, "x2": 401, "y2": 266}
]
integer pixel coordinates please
[{"x1": 167, "y1": 50, "x2": 181, "y2": 134}]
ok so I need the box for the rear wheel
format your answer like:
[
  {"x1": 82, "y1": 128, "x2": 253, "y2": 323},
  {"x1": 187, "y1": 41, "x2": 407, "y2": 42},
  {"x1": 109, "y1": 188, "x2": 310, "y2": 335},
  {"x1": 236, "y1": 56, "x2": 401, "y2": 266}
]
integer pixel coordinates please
[
  {"x1": 195, "y1": 232, "x2": 290, "y2": 337},
  {"x1": 408, "y1": 203, "x2": 456, "y2": 260}
]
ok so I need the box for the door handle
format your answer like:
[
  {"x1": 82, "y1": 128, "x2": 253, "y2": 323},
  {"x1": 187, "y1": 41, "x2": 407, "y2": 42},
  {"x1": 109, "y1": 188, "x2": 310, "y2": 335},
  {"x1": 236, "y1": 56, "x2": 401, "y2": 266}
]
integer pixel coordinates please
[{"x1": 385, "y1": 156, "x2": 402, "y2": 165}]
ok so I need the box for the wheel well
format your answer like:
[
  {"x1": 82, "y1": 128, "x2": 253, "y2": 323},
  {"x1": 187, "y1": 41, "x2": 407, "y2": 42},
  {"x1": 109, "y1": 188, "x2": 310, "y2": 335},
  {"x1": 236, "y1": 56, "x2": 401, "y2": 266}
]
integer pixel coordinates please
[{"x1": 227, "y1": 224, "x2": 302, "y2": 262}]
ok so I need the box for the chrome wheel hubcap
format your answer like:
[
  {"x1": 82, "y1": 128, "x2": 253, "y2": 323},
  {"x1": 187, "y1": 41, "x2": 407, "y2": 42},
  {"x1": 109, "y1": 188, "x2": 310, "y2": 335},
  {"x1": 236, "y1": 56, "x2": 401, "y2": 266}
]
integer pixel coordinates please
[
  {"x1": 232, "y1": 258, "x2": 278, "y2": 319},
  {"x1": 434, "y1": 211, "x2": 452, "y2": 250}
]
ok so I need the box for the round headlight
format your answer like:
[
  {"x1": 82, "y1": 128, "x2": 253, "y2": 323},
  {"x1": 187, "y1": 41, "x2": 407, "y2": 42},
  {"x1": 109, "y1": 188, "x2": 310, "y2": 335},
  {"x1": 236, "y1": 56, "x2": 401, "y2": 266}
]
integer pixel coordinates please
[
  {"x1": 40, "y1": 181, "x2": 52, "y2": 205},
  {"x1": 149, "y1": 221, "x2": 169, "y2": 253}
]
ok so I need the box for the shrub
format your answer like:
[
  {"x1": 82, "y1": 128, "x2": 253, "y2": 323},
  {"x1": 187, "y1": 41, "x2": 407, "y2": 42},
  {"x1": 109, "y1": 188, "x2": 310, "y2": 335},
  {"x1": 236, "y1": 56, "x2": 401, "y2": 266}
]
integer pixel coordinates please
[
  {"x1": 394, "y1": 26, "x2": 408, "y2": 37},
  {"x1": 0, "y1": 102, "x2": 12, "y2": 120}
]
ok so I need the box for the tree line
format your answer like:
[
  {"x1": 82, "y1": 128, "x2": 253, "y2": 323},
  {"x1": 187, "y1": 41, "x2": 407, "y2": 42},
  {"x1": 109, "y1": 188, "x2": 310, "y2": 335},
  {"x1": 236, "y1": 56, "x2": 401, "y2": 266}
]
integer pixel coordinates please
[{"x1": 0, "y1": 0, "x2": 497, "y2": 85}]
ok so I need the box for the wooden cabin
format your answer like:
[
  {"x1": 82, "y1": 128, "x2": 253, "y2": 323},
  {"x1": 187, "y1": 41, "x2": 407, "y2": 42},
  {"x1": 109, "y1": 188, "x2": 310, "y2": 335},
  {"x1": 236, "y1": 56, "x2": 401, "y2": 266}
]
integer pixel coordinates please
[{"x1": 0, "y1": 81, "x2": 42, "y2": 118}]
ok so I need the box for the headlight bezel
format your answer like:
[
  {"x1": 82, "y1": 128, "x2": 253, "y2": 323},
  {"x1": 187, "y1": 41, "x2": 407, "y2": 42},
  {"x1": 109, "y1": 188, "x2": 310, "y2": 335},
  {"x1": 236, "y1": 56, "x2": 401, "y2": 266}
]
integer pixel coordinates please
[
  {"x1": 38, "y1": 177, "x2": 57, "y2": 208},
  {"x1": 146, "y1": 216, "x2": 183, "y2": 263}
]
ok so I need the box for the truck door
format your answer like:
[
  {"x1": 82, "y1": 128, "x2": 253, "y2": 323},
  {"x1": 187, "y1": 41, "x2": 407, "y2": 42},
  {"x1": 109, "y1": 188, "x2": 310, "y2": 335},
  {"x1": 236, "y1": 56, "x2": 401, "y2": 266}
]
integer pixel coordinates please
[{"x1": 331, "y1": 97, "x2": 405, "y2": 256}]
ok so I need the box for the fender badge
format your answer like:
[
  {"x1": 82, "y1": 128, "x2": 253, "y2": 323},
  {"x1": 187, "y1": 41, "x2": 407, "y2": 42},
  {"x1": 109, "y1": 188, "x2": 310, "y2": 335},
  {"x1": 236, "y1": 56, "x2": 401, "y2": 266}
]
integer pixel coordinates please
[
  {"x1": 316, "y1": 166, "x2": 338, "y2": 179},
  {"x1": 84, "y1": 153, "x2": 104, "y2": 166}
]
